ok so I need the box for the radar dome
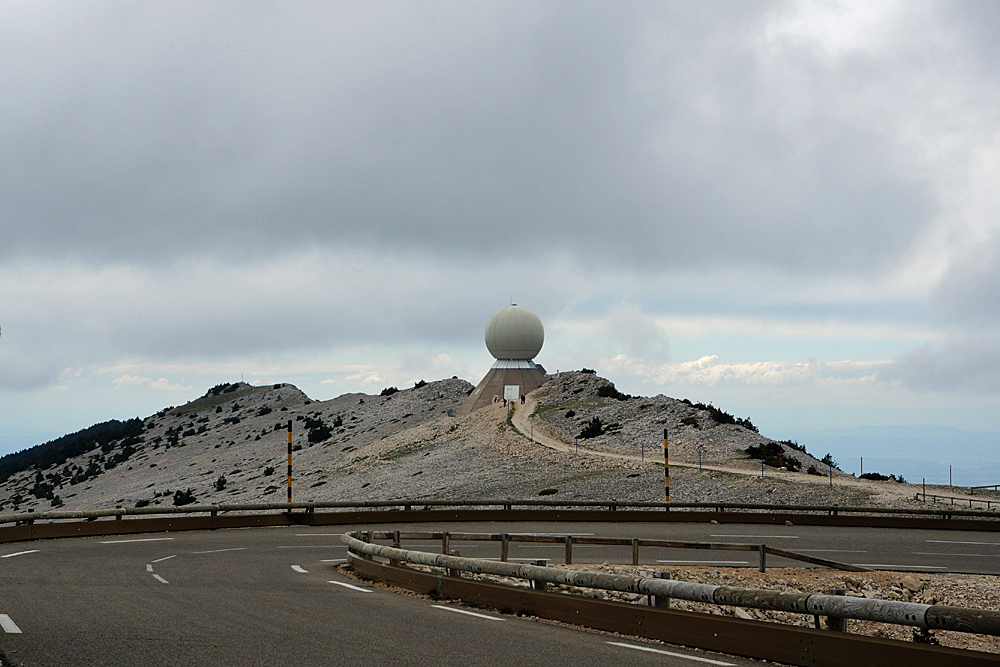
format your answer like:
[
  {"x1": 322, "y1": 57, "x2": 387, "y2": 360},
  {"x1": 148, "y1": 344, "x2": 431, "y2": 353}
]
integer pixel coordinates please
[{"x1": 485, "y1": 305, "x2": 544, "y2": 360}]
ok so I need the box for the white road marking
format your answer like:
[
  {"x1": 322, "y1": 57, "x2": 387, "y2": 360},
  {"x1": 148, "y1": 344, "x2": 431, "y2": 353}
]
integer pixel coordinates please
[
  {"x1": 608, "y1": 642, "x2": 735, "y2": 665},
  {"x1": 152, "y1": 574, "x2": 170, "y2": 584},
  {"x1": 278, "y1": 545, "x2": 342, "y2": 549},
  {"x1": 657, "y1": 560, "x2": 749, "y2": 565},
  {"x1": 508, "y1": 533, "x2": 595, "y2": 537},
  {"x1": 710, "y1": 535, "x2": 799, "y2": 539},
  {"x1": 914, "y1": 552, "x2": 1000, "y2": 558},
  {"x1": 1, "y1": 550, "x2": 39, "y2": 558},
  {"x1": 146, "y1": 564, "x2": 154, "y2": 572},
  {"x1": 291, "y1": 565, "x2": 308, "y2": 573},
  {"x1": 797, "y1": 550, "x2": 867, "y2": 553},
  {"x1": 927, "y1": 540, "x2": 1000, "y2": 546},
  {"x1": 0, "y1": 615, "x2": 22, "y2": 634},
  {"x1": 856, "y1": 564, "x2": 948, "y2": 570},
  {"x1": 320, "y1": 558, "x2": 347, "y2": 563},
  {"x1": 151, "y1": 555, "x2": 176, "y2": 563},
  {"x1": 295, "y1": 534, "x2": 345, "y2": 537},
  {"x1": 327, "y1": 580, "x2": 373, "y2": 593},
  {"x1": 191, "y1": 548, "x2": 246, "y2": 554},
  {"x1": 101, "y1": 538, "x2": 175, "y2": 544},
  {"x1": 431, "y1": 605, "x2": 504, "y2": 621}
]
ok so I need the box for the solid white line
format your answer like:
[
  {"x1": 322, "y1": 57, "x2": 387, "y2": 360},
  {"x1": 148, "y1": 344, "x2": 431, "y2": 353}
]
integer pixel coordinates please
[
  {"x1": 508, "y1": 533, "x2": 595, "y2": 537},
  {"x1": 431, "y1": 605, "x2": 504, "y2": 621},
  {"x1": 797, "y1": 550, "x2": 867, "y2": 553},
  {"x1": 608, "y1": 642, "x2": 735, "y2": 665},
  {"x1": 1, "y1": 550, "x2": 39, "y2": 558},
  {"x1": 327, "y1": 580, "x2": 373, "y2": 593},
  {"x1": 101, "y1": 538, "x2": 175, "y2": 544},
  {"x1": 295, "y1": 534, "x2": 345, "y2": 536},
  {"x1": 0, "y1": 615, "x2": 22, "y2": 634},
  {"x1": 152, "y1": 574, "x2": 170, "y2": 584},
  {"x1": 710, "y1": 535, "x2": 799, "y2": 539},
  {"x1": 151, "y1": 555, "x2": 176, "y2": 563},
  {"x1": 191, "y1": 548, "x2": 246, "y2": 554},
  {"x1": 320, "y1": 558, "x2": 348, "y2": 563},
  {"x1": 856, "y1": 564, "x2": 948, "y2": 570},
  {"x1": 656, "y1": 560, "x2": 749, "y2": 565},
  {"x1": 291, "y1": 565, "x2": 308, "y2": 573},
  {"x1": 927, "y1": 540, "x2": 1000, "y2": 546},
  {"x1": 146, "y1": 564, "x2": 154, "y2": 572}
]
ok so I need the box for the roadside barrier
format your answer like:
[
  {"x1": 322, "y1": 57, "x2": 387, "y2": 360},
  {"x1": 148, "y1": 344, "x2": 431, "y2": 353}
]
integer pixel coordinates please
[
  {"x1": 342, "y1": 532, "x2": 1000, "y2": 637},
  {"x1": 4, "y1": 498, "x2": 1000, "y2": 526},
  {"x1": 361, "y1": 529, "x2": 871, "y2": 572}
]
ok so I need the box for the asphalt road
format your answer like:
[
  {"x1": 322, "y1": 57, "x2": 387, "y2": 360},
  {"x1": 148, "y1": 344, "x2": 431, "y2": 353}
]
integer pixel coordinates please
[{"x1": 1, "y1": 521, "x2": 998, "y2": 666}]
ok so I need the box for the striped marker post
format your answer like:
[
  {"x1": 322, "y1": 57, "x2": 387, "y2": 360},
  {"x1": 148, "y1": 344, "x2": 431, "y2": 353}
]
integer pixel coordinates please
[
  {"x1": 287, "y1": 419, "x2": 293, "y2": 504},
  {"x1": 663, "y1": 428, "x2": 670, "y2": 508}
]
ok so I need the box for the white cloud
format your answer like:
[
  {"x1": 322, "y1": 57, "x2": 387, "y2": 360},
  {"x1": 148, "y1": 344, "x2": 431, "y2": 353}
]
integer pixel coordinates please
[{"x1": 113, "y1": 375, "x2": 192, "y2": 392}]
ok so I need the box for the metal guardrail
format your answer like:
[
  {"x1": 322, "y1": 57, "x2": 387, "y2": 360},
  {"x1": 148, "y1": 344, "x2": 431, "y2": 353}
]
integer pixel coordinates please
[
  {"x1": 342, "y1": 532, "x2": 1000, "y2": 637},
  {"x1": 363, "y1": 529, "x2": 871, "y2": 572},
  {"x1": 917, "y1": 493, "x2": 1000, "y2": 509},
  {"x1": 5, "y1": 498, "x2": 1000, "y2": 526}
]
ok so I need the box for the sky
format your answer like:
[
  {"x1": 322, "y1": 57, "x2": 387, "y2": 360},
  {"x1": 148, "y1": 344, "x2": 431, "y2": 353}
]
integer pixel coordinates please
[{"x1": 2, "y1": 1, "x2": 999, "y2": 484}]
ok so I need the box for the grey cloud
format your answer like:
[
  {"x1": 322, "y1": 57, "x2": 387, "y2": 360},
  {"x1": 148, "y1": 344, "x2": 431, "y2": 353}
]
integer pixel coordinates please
[
  {"x1": 890, "y1": 335, "x2": 1000, "y2": 394},
  {"x1": 0, "y1": 2, "x2": 955, "y2": 274}
]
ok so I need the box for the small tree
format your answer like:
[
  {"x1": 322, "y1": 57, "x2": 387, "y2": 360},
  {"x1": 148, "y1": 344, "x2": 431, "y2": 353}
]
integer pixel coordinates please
[{"x1": 214, "y1": 475, "x2": 227, "y2": 492}]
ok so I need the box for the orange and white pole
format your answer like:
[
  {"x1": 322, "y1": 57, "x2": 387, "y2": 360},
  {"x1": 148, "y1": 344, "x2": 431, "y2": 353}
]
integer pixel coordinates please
[
  {"x1": 287, "y1": 419, "x2": 293, "y2": 503},
  {"x1": 663, "y1": 428, "x2": 670, "y2": 507}
]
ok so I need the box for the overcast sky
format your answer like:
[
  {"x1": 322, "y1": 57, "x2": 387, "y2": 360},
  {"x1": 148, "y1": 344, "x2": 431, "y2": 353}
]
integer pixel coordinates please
[{"x1": 2, "y1": 1, "x2": 999, "y2": 480}]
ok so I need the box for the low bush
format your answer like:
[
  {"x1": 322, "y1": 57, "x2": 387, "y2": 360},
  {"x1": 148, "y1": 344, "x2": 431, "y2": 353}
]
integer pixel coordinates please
[
  {"x1": 579, "y1": 417, "x2": 604, "y2": 439},
  {"x1": 380, "y1": 387, "x2": 399, "y2": 396},
  {"x1": 172, "y1": 489, "x2": 196, "y2": 506},
  {"x1": 745, "y1": 442, "x2": 801, "y2": 472}
]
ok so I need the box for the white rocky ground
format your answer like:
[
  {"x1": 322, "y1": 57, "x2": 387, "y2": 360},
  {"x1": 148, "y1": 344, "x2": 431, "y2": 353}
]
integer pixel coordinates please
[{"x1": 0, "y1": 372, "x2": 993, "y2": 513}]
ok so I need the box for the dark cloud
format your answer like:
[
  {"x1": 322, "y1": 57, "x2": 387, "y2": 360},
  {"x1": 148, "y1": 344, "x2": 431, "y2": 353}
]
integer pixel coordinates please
[{"x1": 0, "y1": 2, "x2": 944, "y2": 274}]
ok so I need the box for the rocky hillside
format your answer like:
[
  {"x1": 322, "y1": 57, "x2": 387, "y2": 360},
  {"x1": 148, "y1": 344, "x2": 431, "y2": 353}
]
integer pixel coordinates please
[{"x1": 0, "y1": 372, "x2": 916, "y2": 513}]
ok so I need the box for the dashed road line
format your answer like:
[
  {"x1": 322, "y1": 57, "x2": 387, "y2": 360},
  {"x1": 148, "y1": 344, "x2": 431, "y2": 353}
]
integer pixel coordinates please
[
  {"x1": 914, "y1": 552, "x2": 1000, "y2": 558},
  {"x1": 657, "y1": 560, "x2": 749, "y2": 565},
  {"x1": 146, "y1": 564, "x2": 154, "y2": 572},
  {"x1": 608, "y1": 642, "x2": 735, "y2": 665},
  {"x1": 927, "y1": 540, "x2": 1000, "y2": 546},
  {"x1": 291, "y1": 565, "x2": 308, "y2": 573},
  {"x1": 431, "y1": 605, "x2": 504, "y2": 621},
  {"x1": 101, "y1": 538, "x2": 175, "y2": 544},
  {"x1": 327, "y1": 580, "x2": 373, "y2": 593},
  {"x1": 1, "y1": 550, "x2": 39, "y2": 558},
  {"x1": 710, "y1": 535, "x2": 799, "y2": 539},
  {"x1": 856, "y1": 564, "x2": 947, "y2": 570},
  {"x1": 320, "y1": 558, "x2": 347, "y2": 563},
  {"x1": 0, "y1": 615, "x2": 22, "y2": 634},
  {"x1": 152, "y1": 574, "x2": 169, "y2": 584},
  {"x1": 191, "y1": 548, "x2": 246, "y2": 554},
  {"x1": 278, "y1": 545, "x2": 343, "y2": 549},
  {"x1": 151, "y1": 555, "x2": 176, "y2": 563}
]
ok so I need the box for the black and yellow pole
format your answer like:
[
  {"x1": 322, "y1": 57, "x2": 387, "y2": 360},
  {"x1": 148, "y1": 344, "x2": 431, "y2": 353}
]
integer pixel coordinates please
[
  {"x1": 663, "y1": 428, "x2": 670, "y2": 508},
  {"x1": 287, "y1": 419, "x2": 293, "y2": 504}
]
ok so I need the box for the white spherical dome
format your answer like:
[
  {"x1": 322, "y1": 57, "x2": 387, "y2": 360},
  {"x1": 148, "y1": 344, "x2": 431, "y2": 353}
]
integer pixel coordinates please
[{"x1": 485, "y1": 305, "x2": 544, "y2": 360}]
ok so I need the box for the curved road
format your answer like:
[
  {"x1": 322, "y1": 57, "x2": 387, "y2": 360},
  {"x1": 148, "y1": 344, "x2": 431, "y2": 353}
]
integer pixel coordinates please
[{"x1": 1, "y1": 520, "x2": 998, "y2": 666}]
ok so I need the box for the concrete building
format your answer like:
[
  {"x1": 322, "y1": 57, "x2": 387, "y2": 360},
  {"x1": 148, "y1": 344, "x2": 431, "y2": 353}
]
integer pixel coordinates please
[{"x1": 456, "y1": 305, "x2": 547, "y2": 415}]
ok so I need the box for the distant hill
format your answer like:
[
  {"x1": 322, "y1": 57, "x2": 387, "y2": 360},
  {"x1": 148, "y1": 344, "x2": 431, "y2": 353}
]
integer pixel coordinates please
[{"x1": 0, "y1": 373, "x2": 914, "y2": 513}]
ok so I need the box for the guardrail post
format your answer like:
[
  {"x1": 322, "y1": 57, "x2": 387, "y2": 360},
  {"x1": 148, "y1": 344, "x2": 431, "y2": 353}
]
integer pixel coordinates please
[
  {"x1": 532, "y1": 560, "x2": 548, "y2": 591},
  {"x1": 759, "y1": 544, "x2": 767, "y2": 572},
  {"x1": 441, "y1": 532, "x2": 450, "y2": 555},
  {"x1": 565, "y1": 536, "x2": 573, "y2": 565},
  {"x1": 501, "y1": 534, "x2": 509, "y2": 562},
  {"x1": 27, "y1": 509, "x2": 34, "y2": 525},
  {"x1": 632, "y1": 538, "x2": 639, "y2": 566},
  {"x1": 652, "y1": 571, "x2": 672, "y2": 607},
  {"x1": 389, "y1": 530, "x2": 401, "y2": 567},
  {"x1": 115, "y1": 506, "x2": 122, "y2": 521},
  {"x1": 826, "y1": 589, "x2": 847, "y2": 632},
  {"x1": 448, "y1": 550, "x2": 461, "y2": 578}
]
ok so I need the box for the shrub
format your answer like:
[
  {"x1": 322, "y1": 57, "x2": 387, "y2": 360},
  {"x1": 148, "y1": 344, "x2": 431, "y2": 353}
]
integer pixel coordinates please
[
  {"x1": 414, "y1": 379, "x2": 427, "y2": 388},
  {"x1": 580, "y1": 368, "x2": 596, "y2": 374},
  {"x1": 597, "y1": 384, "x2": 630, "y2": 401},
  {"x1": 579, "y1": 417, "x2": 604, "y2": 439},
  {"x1": 263, "y1": 466, "x2": 275, "y2": 476},
  {"x1": 745, "y1": 442, "x2": 801, "y2": 472},
  {"x1": 214, "y1": 475, "x2": 227, "y2": 492},
  {"x1": 564, "y1": 410, "x2": 576, "y2": 418},
  {"x1": 806, "y1": 465, "x2": 823, "y2": 476},
  {"x1": 257, "y1": 406, "x2": 272, "y2": 416},
  {"x1": 135, "y1": 499, "x2": 151, "y2": 508},
  {"x1": 821, "y1": 453, "x2": 838, "y2": 469},
  {"x1": 172, "y1": 489, "x2": 196, "y2": 506},
  {"x1": 381, "y1": 387, "x2": 399, "y2": 396},
  {"x1": 538, "y1": 488, "x2": 558, "y2": 496}
]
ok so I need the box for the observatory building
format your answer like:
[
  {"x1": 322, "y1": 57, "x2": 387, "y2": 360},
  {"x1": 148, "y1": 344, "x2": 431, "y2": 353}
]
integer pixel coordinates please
[{"x1": 457, "y1": 305, "x2": 547, "y2": 415}]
